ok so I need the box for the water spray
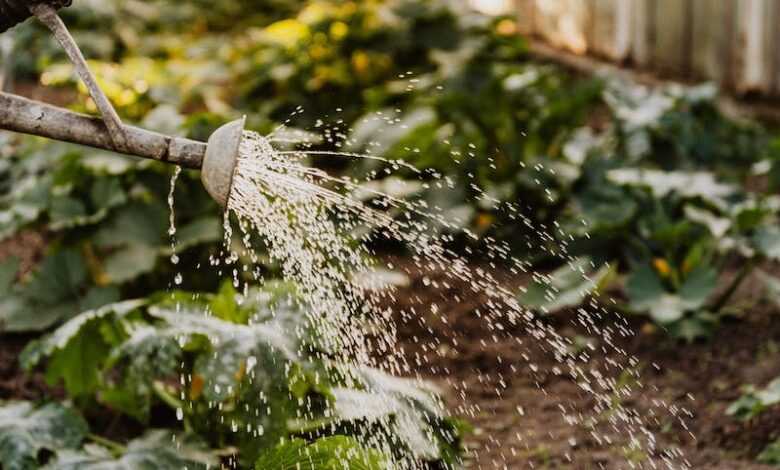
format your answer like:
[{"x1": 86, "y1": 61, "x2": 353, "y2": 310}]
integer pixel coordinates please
[{"x1": 0, "y1": 1, "x2": 244, "y2": 207}]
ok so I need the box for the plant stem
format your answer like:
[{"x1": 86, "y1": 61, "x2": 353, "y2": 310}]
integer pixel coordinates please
[
  {"x1": 711, "y1": 259, "x2": 756, "y2": 313},
  {"x1": 88, "y1": 433, "x2": 126, "y2": 456},
  {"x1": 152, "y1": 381, "x2": 192, "y2": 433}
]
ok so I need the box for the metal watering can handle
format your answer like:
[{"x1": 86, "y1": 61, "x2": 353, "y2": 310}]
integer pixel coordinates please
[{"x1": 30, "y1": 3, "x2": 130, "y2": 152}]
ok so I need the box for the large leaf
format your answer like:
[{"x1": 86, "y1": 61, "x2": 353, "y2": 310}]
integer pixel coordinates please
[
  {"x1": 626, "y1": 264, "x2": 717, "y2": 324},
  {"x1": 21, "y1": 300, "x2": 147, "y2": 398},
  {"x1": 0, "y1": 402, "x2": 88, "y2": 470},
  {"x1": 255, "y1": 437, "x2": 388, "y2": 470},
  {"x1": 519, "y1": 258, "x2": 612, "y2": 313},
  {"x1": 43, "y1": 430, "x2": 217, "y2": 469},
  {"x1": 328, "y1": 366, "x2": 455, "y2": 463},
  {"x1": 607, "y1": 168, "x2": 736, "y2": 208},
  {"x1": 753, "y1": 226, "x2": 780, "y2": 261},
  {"x1": 0, "y1": 250, "x2": 120, "y2": 332}
]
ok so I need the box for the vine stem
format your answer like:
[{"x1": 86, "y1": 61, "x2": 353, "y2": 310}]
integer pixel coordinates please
[
  {"x1": 711, "y1": 259, "x2": 756, "y2": 313},
  {"x1": 87, "y1": 433, "x2": 127, "y2": 456}
]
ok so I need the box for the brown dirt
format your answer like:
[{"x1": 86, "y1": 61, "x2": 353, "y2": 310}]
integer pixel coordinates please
[{"x1": 387, "y1": 257, "x2": 780, "y2": 469}]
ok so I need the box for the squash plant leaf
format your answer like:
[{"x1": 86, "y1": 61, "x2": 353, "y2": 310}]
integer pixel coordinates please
[
  {"x1": 626, "y1": 263, "x2": 717, "y2": 324},
  {"x1": 0, "y1": 249, "x2": 120, "y2": 333},
  {"x1": 43, "y1": 430, "x2": 218, "y2": 469},
  {"x1": 520, "y1": 258, "x2": 612, "y2": 313},
  {"x1": 254, "y1": 436, "x2": 389, "y2": 470},
  {"x1": 753, "y1": 226, "x2": 780, "y2": 261},
  {"x1": 0, "y1": 402, "x2": 88, "y2": 470}
]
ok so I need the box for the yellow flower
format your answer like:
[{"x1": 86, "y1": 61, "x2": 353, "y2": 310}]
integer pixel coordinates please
[
  {"x1": 351, "y1": 50, "x2": 370, "y2": 75},
  {"x1": 190, "y1": 375, "x2": 205, "y2": 401},
  {"x1": 330, "y1": 21, "x2": 349, "y2": 41},
  {"x1": 298, "y1": 1, "x2": 337, "y2": 25},
  {"x1": 653, "y1": 258, "x2": 672, "y2": 278},
  {"x1": 309, "y1": 44, "x2": 330, "y2": 61},
  {"x1": 263, "y1": 19, "x2": 310, "y2": 48},
  {"x1": 496, "y1": 19, "x2": 518, "y2": 36}
]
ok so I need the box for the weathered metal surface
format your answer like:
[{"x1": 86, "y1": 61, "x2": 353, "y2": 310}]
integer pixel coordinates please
[
  {"x1": 32, "y1": 3, "x2": 129, "y2": 152},
  {"x1": 0, "y1": 92, "x2": 206, "y2": 169},
  {"x1": 201, "y1": 117, "x2": 245, "y2": 208}
]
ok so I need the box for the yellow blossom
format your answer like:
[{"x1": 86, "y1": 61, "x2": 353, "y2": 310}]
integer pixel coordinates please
[
  {"x1": 496, "y1": 18, "x2": 518, "y2": 36},
  {"x1": 263, "y1": 19, "x2": 310, "y2": 48},
  {"x1": 653, "y1": 258, "x2": 672, "y2": 278},
  {"x1": 330, "y1": 21, "x2": 349, "y2": 41}
]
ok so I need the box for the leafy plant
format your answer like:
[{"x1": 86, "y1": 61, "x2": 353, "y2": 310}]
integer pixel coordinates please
[
  {"x1": 254, "y1": 436, "x2": 388, "y2": 470},
  {"x1": 22, "y1": 283, "x2": 466, "y2": 467},
  {"x1": 0, "y1": 401, "x2": 88, "y2": 470}
]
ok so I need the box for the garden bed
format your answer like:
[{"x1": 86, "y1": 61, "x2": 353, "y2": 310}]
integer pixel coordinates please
[{"x1": 387, "y1": 256, "x2": 780, "y2": 469}]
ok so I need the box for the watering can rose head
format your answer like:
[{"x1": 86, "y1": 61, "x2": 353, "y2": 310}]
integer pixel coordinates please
[{"x1": 0, "y1": 0, "x2": 72, "y2": 33}]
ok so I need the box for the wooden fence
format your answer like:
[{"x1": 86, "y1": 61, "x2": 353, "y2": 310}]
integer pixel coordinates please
[{"x1": 514, "y1": 0, "x2": 780, "y2": 96}]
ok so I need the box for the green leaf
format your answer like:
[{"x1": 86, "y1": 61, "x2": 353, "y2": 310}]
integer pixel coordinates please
[
  {"x1": 103, "y1": 244, "x2": 159, "y2": 284},
  {"x1": 0, "y1": 257, "x2": 19, "y2": 295},
  {"x1": 329, "y1": 367, "x2": 453, "y2": 462},
  {"x1": 520, "y1": 258, "x2": 612, "y2": 313},
  {"x1": 209, "y1": 281, "x2": 243, "y2": 323},
  {"x1": 22, "y1": 300, "x2": 144, "y2": 397},
  {"x1": 93, "y1": 203, "x2": 167, "y2": 249},
  {"x1": 626, "y1": 264, "x2": 716, "y2": 324},
  {"x1": 0, "y1": 250, "x2": 116, "y2": 333},
  {"x1": 27, "y1": 249, "x2": 87, "y2": 305},
  {"x1": 255, "y1": 437, "x2": 388, "y2": 470},
  {"x1": 90, "y1": 176, "x2": 127, "y2": 211},
  {"x1": 0, "y1": 402, "x2": 88, "y2": 470},
  {"x1": 43, "y1": 430, "x2": 218, "y2": 469},
  {"x1": 169, "y1": 216, "x2": 223, "y2": 254},
  {"x1": 727, "y1": 378, "x2": 780, "y2": 421},
  {"x1": 754, "y1": 226, "x2": 780, "y2": 261},
  {"x1": 678, "y1": 266, "x2": 718, "y2": 309},
  {"x1": 758, "y1": 440, "x2": 780, "y2": 465},
  {"x1": 21, "y1": 300, "x2": 146, "y2": 375}
]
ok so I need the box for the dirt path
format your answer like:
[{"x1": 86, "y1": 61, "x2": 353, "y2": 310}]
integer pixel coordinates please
[{"x1": 388, "y1": 258, "x2": 780, "y2": 469}]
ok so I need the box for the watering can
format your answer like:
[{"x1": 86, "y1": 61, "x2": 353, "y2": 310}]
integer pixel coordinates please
[{"x1": 0, "y1": 0, "x2": 243, "y2": 206}]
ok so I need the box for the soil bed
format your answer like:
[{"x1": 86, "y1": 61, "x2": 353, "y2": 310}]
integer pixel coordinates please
[{"x1": 386, "y1": 257, "x2": 780, "y2": 469}]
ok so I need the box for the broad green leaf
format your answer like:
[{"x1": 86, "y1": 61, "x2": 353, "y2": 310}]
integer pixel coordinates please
[
  {"x1": 27, "y1": 249, "x2": 88, "y2": 305},
  {"x1": 520, "y1": 258, "x2": 612, "y2": 313},
  {"x1": 754, "y1": 226, "x2": 780, "y2": 261},
  {"x1": 93, "y1": 203, "x2": 167, "y2": 249},
  {"x1": 0, "y1": 402, "x2": 88, "y2": 470},
  {"x1": 607, "y1": 169, "x2": 735, "y2": 208},
  {"x1": 103, "y1": 244, "x2": 159, "y2": 284},
  {"x1": 255, "y1": 437, "x2": 388, "y2": 470},
  {"x1": 329, "y1": 367, "x2": 451, "y2": 462},
  {"x1": 727, "y1": 378, "x2": 780, "y2": 421},
  {"x1": 626, "y1": 264, "x2": 716, "y2": 324},
  {"x1": 43, "y1": 430, "x2": 217, "y2": 469},
  {"x1": 21, "y1": 300, "x2": 145, "y2": 397},
  {"x1": 677, "y1": 266, "x2": 718, "y2": 308},
  {"x1": 0, "y1": 250, "x2": 119, "y2": 333},
  {"x1": 168, "y1": 216, "x2": 222, "y2": 254},
  {"x1": 0, "y1": 257, "x2": 19, "y2": 295},
  {"x1": 758, "y1": 440, "x2": 780, "y2": 465}
]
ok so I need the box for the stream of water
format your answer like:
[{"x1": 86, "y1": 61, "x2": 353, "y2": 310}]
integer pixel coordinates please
[{"x1": 171, "y1": 119, "x2": 693, "y2": 468}]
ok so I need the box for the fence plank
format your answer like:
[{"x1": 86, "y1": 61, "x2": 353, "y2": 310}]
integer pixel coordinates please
[
  {"x1": 631, "y1": 0, "x2": 653, "y2": 68},
  {"x1": 652, "y1": 0, "x2": 692, "y2": 76},
  {"x1": 515, "y1": 0, "x2": 537, "y2": 35},
  {"x1": 690, "y1": 0, "x2": 734, "y2": 86}
]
